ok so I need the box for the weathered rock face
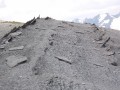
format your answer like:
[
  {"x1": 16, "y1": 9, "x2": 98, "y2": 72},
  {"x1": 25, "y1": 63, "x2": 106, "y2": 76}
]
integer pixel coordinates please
[{"x1": 0, "y1": 17, "x2": 120, "y2": 90}]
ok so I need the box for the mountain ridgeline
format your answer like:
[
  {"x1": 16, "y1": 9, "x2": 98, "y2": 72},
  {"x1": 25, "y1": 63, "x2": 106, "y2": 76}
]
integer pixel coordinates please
[{"x1": 73, "y1": 12, "x2": 120, "y2": 30}]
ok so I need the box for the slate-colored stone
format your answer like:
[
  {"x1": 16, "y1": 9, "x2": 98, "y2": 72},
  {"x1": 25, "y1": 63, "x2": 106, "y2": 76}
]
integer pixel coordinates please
[
  {"x1": 6, "y1": 55, "x2": 27, "y2": 67},
  {"x1": 9, "y1": 46, "x2": 24, "y2": 51},
  {"x1": 10, "y1": 31, "x2": 22, "y2": 37}
]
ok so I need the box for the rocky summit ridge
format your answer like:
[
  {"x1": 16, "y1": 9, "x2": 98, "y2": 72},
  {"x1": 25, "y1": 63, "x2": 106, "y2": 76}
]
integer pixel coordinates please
[{"x1": 0, "y1": 17, "x2": 120, "y2": 90}]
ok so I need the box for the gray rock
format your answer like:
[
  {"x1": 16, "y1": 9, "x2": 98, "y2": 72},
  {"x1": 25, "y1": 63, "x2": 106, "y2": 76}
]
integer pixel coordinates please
[
  {"x1": 10, "y1": 31, "x2": 22, "y2": 37},
  {"x1": 104, "y1": 51, "x2": 115, "y2": 56},
  {"x1": 55, "y1": 56, "x2": 72, "y2": 64},
  {"x1": 6, "y1": 55, "x2": 27, "y2": 67},
  {"x1": 96, "y1": 41, "x2": 104, "y2": 44},
  {"x1": 0, "y1": 44, "x2": 5, "y2": 49},
  {"x1": 9, "y1": 46, "x2": 24, "y2": 51}
]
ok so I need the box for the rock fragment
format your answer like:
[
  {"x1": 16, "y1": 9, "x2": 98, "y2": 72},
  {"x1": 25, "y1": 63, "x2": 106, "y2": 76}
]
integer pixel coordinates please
[
  {"x1": 96, "y1": 41, "x2": 104, "y2": 44},
  {"x1": 9, "y1": 46, "x2": 24, "y2": 51},
  {"x1": 22, "y1": 17, "x2": 36, "y2": 28},
  {"x1": 55, "y1": 56, "x2": 72, "y2": 64},
  {"x1": 45, "y1": 17, "x2": 51, "y2": 20},
  {"x1": 6, "y1": 55, "x2": 27, "y2": 67},
  {"x1": 75, "y1": 31, "x2": 84, "y2": 34},
  {"x1": 10, "y1": 31, "x2": 22, "y2": 37},
  {"x1": 104, "y1": 51, "x2": 115, "y2": 56},
  {"x1": 0, "y1": 44, "x2": 5, "y2": 49},
  {"x1": 111, "y1": 62, "x2": 118, "y2": 66},
  {"x1": 95, "y1": 33, "x2": 105, "y2": 41},
  {"x1": 101, "y1": 37, "x2": 110, "y2": 47},
  {"x1": 57, "y1": 25, "x2": 64, "y2": 28},
  {"x1": 93, "y1": 64, "x2": 104, "y2": 67}
]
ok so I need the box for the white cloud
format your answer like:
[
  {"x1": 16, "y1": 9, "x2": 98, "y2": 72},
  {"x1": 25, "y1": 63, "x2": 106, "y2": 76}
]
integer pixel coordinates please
[
  {"x1": 0, "y1": 0, "x2": 6, "y2": 8},
  {"x1": 0, "y1": 0, "x2": 120, "y2": 22}
]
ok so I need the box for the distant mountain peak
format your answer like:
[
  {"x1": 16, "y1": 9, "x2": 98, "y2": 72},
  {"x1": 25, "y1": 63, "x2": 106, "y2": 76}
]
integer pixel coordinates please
[{"x1": 73, "y1": 12, "x2": 120, "y2": 30}]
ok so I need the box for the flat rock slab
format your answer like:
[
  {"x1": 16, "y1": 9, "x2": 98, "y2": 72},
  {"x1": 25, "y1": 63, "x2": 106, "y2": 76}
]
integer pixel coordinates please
[
  {"x1": 104, "y1": 51, "x2": 115, "y2": 56},
  {"x1": 10, "y1": 31, "x2": 22, "y2": 37},
  {"x1": 6, "y1": 55, "x2": 27, "y2": 67},
  {"x1": 9, "y1": 46, "x2": 24, "y2": 51},
  {"x1": 96, "y1": 40, "x2": 104, "y2": 44},
  {"x1": 0, "y1": 44, "x2": 6, "y2": 49}
]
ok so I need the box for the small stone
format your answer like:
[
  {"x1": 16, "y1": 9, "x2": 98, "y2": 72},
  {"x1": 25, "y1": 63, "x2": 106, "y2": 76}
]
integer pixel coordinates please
[
  {"x1": 57, "y1": 25, "x2": 64, "y2": 28},
  {"x1": 82, "y1": 83, "x2": 86, "y2": 85},
  {"x1": 55, "y1": 56, "x2": 72, "y2": 64},
  {"x1": 104, "y1": 51, "x2": 115, "y2": 56},
  {"x1": 118, "y1": 52, "x2": 120, "y2": 54},
  {"x1": 49, "y1": 42, "x2": 53, "y2": 46},
  {"x1": 93, "y1": 48, "x2": 99, "y2": 51},
  {"x1": 19, "y1": 76, "x2": 23, "y2": 78},
  {"x1": 10, "y1": 31, "x2": 22, "y2": 37},
  {"x1": 41, "y1": 28, "x2": 46, "y2": 30},
  {"x1": 88, "y1": 89, "x2": 92, "y2": 90},
  {"x1": 5, "y1": 40, "x2": 9, "y2": 44},
  {"x1": 0, "y1": 44, "x2": 5, "y2": 49},
  {"x1": 45, "y1": 17, "x2": 51, "y2": 20},
  {"x1": 6, "y1": 55, "x2": 27, "y2": 67},
  {"x1": 75, "y1": 31, "x2": 84, "y2": 34},
  {"x1": 96, "y1": 41, "x2": 104, "y2": 44},
  {"x1": 3, "y1": 37, "x2": 13, "y2": 44},
  {"x1": 9, "y1": 46, "x2": 24, "y2": 51},
  {"x1": 111, "y1": 62, "x2": 118, "y2": 66}
]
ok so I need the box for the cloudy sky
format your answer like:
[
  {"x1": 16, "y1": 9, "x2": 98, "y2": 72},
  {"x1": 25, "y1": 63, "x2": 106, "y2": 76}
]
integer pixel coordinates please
[{"x1": 0, "y1": 0, "x2": 120, "y2": 22}]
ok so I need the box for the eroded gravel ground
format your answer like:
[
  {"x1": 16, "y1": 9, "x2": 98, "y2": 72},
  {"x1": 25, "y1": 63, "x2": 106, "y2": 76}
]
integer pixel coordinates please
[{"x1": 0, "y1": 18, "x2": 120, "y2": 90}]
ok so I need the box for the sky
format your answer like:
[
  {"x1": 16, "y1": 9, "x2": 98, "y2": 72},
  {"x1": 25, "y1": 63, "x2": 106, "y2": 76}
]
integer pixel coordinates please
[{"x1": 0, "y1": 0, "x2": 120, "y2": 22}]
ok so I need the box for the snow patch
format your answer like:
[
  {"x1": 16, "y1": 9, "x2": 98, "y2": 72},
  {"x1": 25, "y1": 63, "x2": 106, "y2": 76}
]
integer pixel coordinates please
[
  {"x1": 111, "y1": 17, "x2": 120, "y2": 30},
  {"x1": 100, "y1": 19, "x2": 110, "y2": 27},
  {"x1": 99, "y1": 14, "x2": 107, "y2": 23},
  {"x1": 102, "y1": 19, "x2": 110, "y2": 24}
]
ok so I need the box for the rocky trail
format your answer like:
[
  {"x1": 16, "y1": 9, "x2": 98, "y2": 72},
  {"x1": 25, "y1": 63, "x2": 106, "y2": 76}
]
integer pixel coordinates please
[{"x1": 0, "y1": 17, "x2": 120, "y2": 90}]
